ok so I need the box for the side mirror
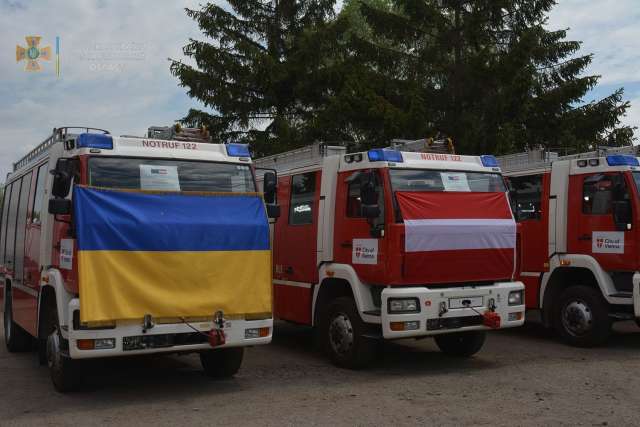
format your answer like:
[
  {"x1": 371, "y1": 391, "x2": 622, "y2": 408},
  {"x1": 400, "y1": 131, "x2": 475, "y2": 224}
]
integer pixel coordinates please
[
  {"x1": 612, "y1": 200, "x2": 632, "y2": 231},
  {"x1": 262, "y1": 171, "x2": 280, "y2": 218},
  {"x1": 263, "y1": 171, "x2": 277, "y2": 204},
  {"x1": 362, "y1": 205, "x2": 381, "y2": 219},
  {"x1": 48, "y1": 198, "x2": 71, "y2": 215},
  {"x1": 266, "y1": 204, "x2": 281, "y2": 219},
  {"x1": 50, "y1": 158, "x2": 75, "y2": 198},
  {"x1": 360, "y1": 172, "x2": 380, "y2": 219}
]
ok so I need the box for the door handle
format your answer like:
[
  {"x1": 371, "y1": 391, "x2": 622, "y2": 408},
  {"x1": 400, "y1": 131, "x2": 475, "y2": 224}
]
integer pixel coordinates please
[
  {"x1": 341, "y1": 241, "x2": 352, "y2": 248},
  {"x1": 578, "y1": 234, "x2": 592, "y2": 241}
]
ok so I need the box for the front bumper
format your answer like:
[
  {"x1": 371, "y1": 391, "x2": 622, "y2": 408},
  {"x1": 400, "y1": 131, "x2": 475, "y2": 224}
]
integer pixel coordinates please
[
  {"x1": 381, "y1": 282, "x2": 525, "y2": 339},
  {"x1": 66, "y1": 299, "x2": 272, "y2": 359}
]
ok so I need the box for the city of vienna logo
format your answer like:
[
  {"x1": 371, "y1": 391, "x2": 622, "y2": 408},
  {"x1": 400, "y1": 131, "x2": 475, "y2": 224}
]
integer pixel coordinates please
[
  {"x1": 16, "y1": 36, "x2": 52, "y2": 72},
  {"x1": 596, "y1": 238, "x2": 604, "y2": 248}
]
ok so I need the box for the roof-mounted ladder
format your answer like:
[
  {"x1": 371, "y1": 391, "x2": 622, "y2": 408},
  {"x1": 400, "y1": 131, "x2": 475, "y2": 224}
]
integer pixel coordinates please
[
  {"x1": 12, "y1": 127, "x2": 109, "y2": 173},
  {"x1": 254, "y1": 142, "x2": 346, "y2": 174}
]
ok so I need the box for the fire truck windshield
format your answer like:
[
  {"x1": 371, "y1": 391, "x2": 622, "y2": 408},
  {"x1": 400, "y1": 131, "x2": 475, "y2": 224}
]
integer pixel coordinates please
[
  {"x1": 88, "y1": 157, "x2": 256, "y2": 193},
  {"x1": 390, "y1": 169, "x2": 506, "y2": 193}
]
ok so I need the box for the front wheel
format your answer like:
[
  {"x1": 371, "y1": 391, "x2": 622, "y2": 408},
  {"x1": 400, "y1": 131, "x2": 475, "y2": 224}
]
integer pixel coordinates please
[
  {"x1": 319, "y1": 297, "x2": 376, "y2": 369},
  {"x1": 47, "y1": 326, "x2": 81, "y2": 392},
  {"x1": 554, "y1": 285, "x2": 611, "y2": 347},
  {"x1": 434, "y1": 331, "x2": 486, "y2": 357},
  {"x1": 200, "y1": 347, "x2": 244, "y2": 378}
]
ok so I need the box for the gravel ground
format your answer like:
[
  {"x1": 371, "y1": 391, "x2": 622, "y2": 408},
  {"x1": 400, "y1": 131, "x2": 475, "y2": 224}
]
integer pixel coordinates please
[{"x1": 1, "y1": 318, "x2": 640, "y2": 427}]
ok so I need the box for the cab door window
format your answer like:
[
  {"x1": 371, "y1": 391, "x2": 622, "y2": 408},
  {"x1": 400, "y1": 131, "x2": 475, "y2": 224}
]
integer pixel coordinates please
[
  {"x1": 582, "y1": 174, "x2": 627, "y2": 215},
  {"x1": 508, "y1": 174, "x2": 543, "y2": 221},
  {"x1": 31, "y1": 164, "x2": 48, "y2": 224},
  {"x1": 289, "y1": 172, "x2": 316, "y2": 225},
  {"x1": 346, "y1": 171, "x2": 384, "y2": 224}
]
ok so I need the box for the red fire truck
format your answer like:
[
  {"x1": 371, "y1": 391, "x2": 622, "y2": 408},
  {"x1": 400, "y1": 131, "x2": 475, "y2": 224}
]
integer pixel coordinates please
[
  {"x1": 500, "y1": 147, "x2": 640, "y2": 347},
  {"x1": 1, "y1": 127, "x2": 275, "y2": 391},
  {"x1": 256, "y1": 140, "x2": 525, "y2": 368}
]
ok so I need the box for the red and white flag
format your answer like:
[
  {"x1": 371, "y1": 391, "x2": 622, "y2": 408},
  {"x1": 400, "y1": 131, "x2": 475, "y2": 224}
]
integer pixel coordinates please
[{"x1": 396, "y1": 191, "x2": 516, "y2": 284}]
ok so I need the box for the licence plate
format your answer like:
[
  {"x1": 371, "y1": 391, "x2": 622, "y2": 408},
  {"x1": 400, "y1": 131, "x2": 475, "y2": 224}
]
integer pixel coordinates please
[{"x1": 449, "y1": 296, "x2": 483, "y2": 309}]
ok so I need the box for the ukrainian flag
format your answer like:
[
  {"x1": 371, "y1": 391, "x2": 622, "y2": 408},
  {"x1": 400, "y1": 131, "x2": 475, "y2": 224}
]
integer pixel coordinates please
[{"x1": 74, "y1": 186, "x2": 272, "y2": 323}]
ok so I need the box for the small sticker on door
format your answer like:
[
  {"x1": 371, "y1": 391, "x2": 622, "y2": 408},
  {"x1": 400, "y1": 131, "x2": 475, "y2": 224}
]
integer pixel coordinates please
[
  {"x1": 352, "y1": 239, "x2": 378, "y2": 265},
  {"x1": 592, "y1": 231, "x2": 624, "y2": 254},
  {"x1": 60, "y1": 239, "x2": 74, "y2": 270}
]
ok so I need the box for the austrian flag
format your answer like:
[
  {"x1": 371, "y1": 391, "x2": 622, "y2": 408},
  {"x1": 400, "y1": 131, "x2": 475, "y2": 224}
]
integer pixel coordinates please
[{"x1": 396, "y1": 191, "x2": 517, "y2": 284}]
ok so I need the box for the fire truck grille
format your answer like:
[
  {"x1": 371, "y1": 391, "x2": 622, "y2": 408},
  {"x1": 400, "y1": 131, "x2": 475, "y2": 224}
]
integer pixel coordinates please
[
  {"x1": 427, "y1": 315, "x2": 483, "y2": 331},
  {"x1": 122, "y1": 332, "x2": 208, "y2": 351}
]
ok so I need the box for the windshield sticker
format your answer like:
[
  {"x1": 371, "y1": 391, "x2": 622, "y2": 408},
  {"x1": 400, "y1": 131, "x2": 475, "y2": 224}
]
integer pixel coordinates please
[
  {"x1": 139, "y1": 164, "x2": 181, "y2": 191},
  {"x1": 592, "y1": 231, "x2": 624, "y2": 254},
  {"x1": 440, "y1": 172, "x2": 470, "y2": 192},
  {"x1": 352, "y1": 239, "x2": 378, "y2": 265}
]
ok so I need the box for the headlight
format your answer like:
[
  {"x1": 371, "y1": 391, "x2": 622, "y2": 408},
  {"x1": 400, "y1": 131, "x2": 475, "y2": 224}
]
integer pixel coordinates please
[
  {"x1": 508, "y1": 290, "x2": 524, "y2": 306},
  {"x1": 388, "y1": 298, "x2": 420, "y2": 313}
]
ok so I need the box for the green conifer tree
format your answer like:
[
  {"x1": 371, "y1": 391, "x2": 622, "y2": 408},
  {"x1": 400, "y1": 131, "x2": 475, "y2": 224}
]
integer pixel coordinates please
[{"x1": 170, "y1": 1, "x2": 337, "y2": 155}]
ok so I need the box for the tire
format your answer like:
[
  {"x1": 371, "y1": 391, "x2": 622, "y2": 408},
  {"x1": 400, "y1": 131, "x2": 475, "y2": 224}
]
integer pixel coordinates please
[
  {"x1": 434, "y1": 331, "x2": 486, "y2": 357},
  {"x1": 3, "y1": 286, "x2": 33, "y2": 352},
  {"x1": 319, "y1": 296, "x2": 376, "y2": 369},
  {"x1": 554, "y1": 285, "x2": 611, "y2": 347},
  {"x1": 200, "y1": 347, "x2": 244, "y2": 378},
  {"x1": 46, "y1": 305, "x2": 81, "y2": 392}
]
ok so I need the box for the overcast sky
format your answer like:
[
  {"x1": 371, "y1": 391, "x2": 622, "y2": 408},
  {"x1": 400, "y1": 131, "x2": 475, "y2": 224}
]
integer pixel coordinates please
[{"x1": 1, "y1": 0, "x2": 638, "y2": 180}]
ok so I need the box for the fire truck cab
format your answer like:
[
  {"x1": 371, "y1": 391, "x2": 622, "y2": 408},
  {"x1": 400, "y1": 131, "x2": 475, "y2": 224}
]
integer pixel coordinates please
[
  {"x1": 256, "y1": 142, "x2": 525, "y2": 368},
  {"x1": 1, "y1": 127, "x2": 274, "y2": 391},
  {"x1": 501, "y1": 147, "x2": 640, "y2": 347}
]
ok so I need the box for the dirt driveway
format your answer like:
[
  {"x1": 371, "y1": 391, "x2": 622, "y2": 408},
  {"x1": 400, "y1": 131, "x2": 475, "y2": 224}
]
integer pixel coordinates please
[{"x1": 1, "y1": 319, "x2": 640, "y2": 426}]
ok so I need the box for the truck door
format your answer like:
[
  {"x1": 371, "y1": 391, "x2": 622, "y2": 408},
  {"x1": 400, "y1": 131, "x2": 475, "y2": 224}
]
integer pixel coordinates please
[
  {"x1": 272, "y1": 171, "x2": 321, "y2": 324},
  {"x1": 568, "y1": 172, "x2": 636, "y2": 271},
  {"x1": 333, "y1": 169, "x2": 386, "y2": 284},
  {"x1": 507, "y1": 173, "x2": 549, "y2": 307},
  {"x1": 24, "y1": 163, "x2": 49, "y2": 292}
]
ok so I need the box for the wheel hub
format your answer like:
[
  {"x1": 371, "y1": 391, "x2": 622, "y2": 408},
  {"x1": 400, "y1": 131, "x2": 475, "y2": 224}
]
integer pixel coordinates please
[
  {"x1": 329, "y1": 313, "x2": 354, "y2": 356},
  {"x1": 562, "y1": 300, "x2": 593, "y2": 337}
]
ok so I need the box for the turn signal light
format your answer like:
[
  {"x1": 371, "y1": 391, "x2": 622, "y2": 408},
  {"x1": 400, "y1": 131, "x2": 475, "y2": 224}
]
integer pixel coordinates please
[
  {"x1": 389, "y1": 321, "x2": 420, "y2": 331},
  {"x1": 77, "y1": 339, "x2": 95, "y2": 350},
  {"x1": 77, "y1": 338, "x2": 116, "y2": 350}
]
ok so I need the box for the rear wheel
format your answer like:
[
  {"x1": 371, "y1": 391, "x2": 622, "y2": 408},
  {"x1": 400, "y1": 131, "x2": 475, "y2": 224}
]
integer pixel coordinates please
[
  {"x1": 320, "y1": 297, "x2": 376, "y2": 369},
  {"x1": 46, "y1": 304, "x2": 81, "y2": 392},
  {"x1": 200, "y1": 347, "x2": 244, "y2": 378},
  {"x1": 554, "y1": 285, "x2": 611, "y2": 347},
  {"x1": 434, "y1": 331, "x2": 486, "y2": 357},
  {"x1": 3, "y1": 285, "x2": 33, "y2": 352}
]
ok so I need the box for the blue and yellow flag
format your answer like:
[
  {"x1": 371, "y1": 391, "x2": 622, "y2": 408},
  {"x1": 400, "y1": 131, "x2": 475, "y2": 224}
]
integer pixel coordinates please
[{"x1": 74, "y1": 187, "x2": 272, "y2": 323}]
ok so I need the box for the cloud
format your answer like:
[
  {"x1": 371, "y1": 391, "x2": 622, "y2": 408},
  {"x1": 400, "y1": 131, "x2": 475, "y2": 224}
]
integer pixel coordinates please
[
  {"x1": 0, "y1": 0, "x2": 210, "y2": 179},
  {"x1": 0, "y1": 1, "x2": 637, "y2": 181},
  {"x1": 547, "y1": 0, "x2": 640, "y2": 131}
]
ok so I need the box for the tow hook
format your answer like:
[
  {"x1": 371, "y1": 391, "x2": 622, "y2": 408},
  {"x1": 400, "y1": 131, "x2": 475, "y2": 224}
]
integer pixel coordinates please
[
  {"x1": 142, "y1": 314, "x2": 155, "y2": 333},
  {"x1": 461, "y1": 299, "x2": 501, "y2": 330},
  {"x1": 482, "y1": 299, "x2": 501, "y2": 329},
  {"x1": 207, "y1": 310, "x2": 226, "y2": 348}
]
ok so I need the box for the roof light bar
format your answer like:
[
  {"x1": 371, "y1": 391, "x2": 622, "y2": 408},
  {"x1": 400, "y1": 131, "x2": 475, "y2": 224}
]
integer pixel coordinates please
[
  {"x1": 226, "y1": 143, "x2": 251, "y2": 158},
  {"x1": 480, "y1": 155, "x2": 499, "y2": 168},
  {"x1": 76, "y1": 133, "x2": 113, "y2": 150},
  {"x1": 606, "y1": 155, "x2": 639, "y2": 167},
  {"x1": 367, "y1": 149, "x2": 403, "y2": 163}
]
